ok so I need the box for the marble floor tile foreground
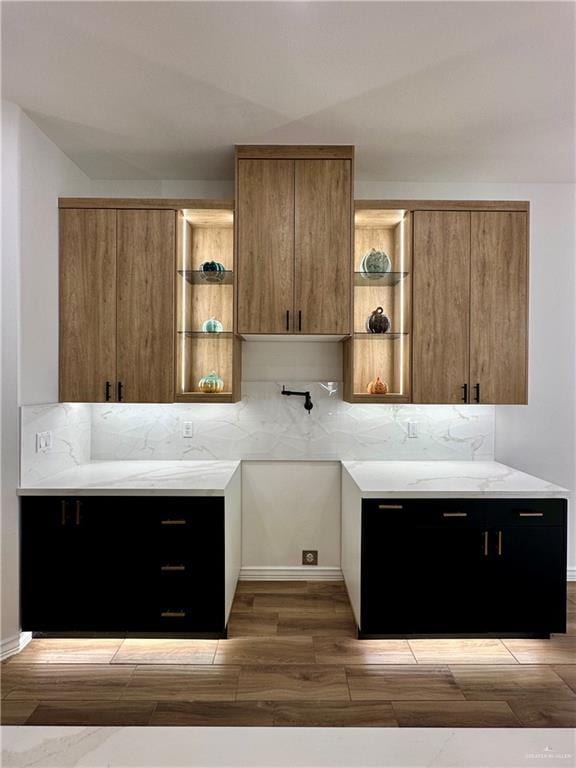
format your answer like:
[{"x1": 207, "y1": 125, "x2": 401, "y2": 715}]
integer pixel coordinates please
[{"x1": 2, "y1": 726, "x2": 575, "y2": 767}]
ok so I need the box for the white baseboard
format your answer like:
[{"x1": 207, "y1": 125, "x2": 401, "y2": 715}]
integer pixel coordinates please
[
  {"x1": 0, "y1": 631, "x2": 32, "y2": 661},
  {"x1": 567, "y1": 567, "x2": 576, "y2": 582},
  {"x1": 240, "y1": 566, "x2": 343, "y2": 581}
]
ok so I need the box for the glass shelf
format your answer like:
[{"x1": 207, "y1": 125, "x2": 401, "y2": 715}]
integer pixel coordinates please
[
  {"x1": 354, "y1": 271, "x2": 408, "y2": 286},
  {"x1": 178, "y1": 331, "x2": 234, "y2": 338},
  {"x1": 354, "y1": 332, "x2": 408, "y2": 340},
  {"x1": 178, "y1": 269, "x2": 233, "y2": 285}
]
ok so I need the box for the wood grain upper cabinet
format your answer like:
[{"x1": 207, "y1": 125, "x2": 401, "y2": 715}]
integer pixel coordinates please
[
  {"x1": 295, "y1": 160, "x2": 352, "y2": 334},
  {"x1": 236, "y1": 147, "x2": 353, "y2": 335},
  {"x1": 59, "y1": 209, "x2": 117, "y2": 402},
  {"x1": 412, "y1": 211, "x2": 471, "y2": 404},
  {"x1": 116, "y1": 210, "x2": 175, "y2": 403},
  {"x1": 237, "y1": 159, "x2": 294, "y2": 334},
  {"x1": 412, "y1": 208, "x2": 528, "y2": 404},
  {"x1": 59, "y1": 207, "x2": 175, "y2": 403},
  {"x1": 470, "y1": 212, "x2": 528, "y2": 404}
]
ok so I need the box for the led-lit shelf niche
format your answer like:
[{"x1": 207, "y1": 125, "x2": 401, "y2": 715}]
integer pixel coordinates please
[
  {"x1": 343, "y1": 207, "x2": 412, "y2": 403},
  {"x1": 175, "y1": 205, "x2": 241, "y2": 402}
]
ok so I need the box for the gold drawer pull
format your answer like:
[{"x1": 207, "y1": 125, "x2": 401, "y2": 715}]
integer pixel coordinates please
[
  {"x1": 442, "y1": 512, "x2": 467, "y2": 517},
  {"x1": 519, "y1": 512, "x2": 544, "y2": 517},
  {"x1": 161, "y1": 519, "x2": 187, "y2": 525},
  {"x1": 160, "y1": 565, "x2": 186, "y2": 572},
  {"x1": 161, "y1": 610, "x2": 186, "y2": 618},
  {"x1": 378, "y1": 504, "x2": 403, "y2": 509}
]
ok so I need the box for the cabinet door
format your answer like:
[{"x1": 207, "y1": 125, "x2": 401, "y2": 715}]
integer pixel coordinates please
[
  {"x1": 237, "y1": 159, "x2": 295, "y2": 334},
  {"x1": 117, "y1": 210, "x2": 175, "y2": 402},
  {"x1": 20, "y1": 497, "x2": 124, "y2": 632},
  {"x1": 487, "y1": 526, "x2": 565, "y2": 634},
  {"x1": 59, "y1": 209, "x2": 116, "y2": 402},
  {"x1": 294, "y1": 159, "x2": 352, "y2": 334},
  {"x1": 470, "y1": 212, "x2": 528, "y2": 403},
  {"x1": 412, "y1": 211, "x2": 471, "y2": 403},
  {"x1": 361, "y1": 503, "x2": 486, "y2": 635}
]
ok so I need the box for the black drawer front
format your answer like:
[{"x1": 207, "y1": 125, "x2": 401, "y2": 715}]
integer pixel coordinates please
[
  {"x1": 476, "y1": 499, "x2": 566, "y2": 527},
  {"x1": 362, "y1": 498, "x2": 567, "y2": 527},
  {"x1": 362, "y1": 498, "x2": 484, "y2": 527}
]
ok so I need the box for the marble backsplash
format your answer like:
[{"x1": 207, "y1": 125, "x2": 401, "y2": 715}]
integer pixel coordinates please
[
  {"x1": 20, "y1": 402, "x2": 91, "y2": 485},
  {"x1": 21, "y1": 383, "x2": 494, "y2": 481}
]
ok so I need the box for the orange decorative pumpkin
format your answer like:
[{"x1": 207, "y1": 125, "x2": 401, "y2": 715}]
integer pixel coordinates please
[{"x1": 366, "y1": 377, "x2": 389, "y2": 395}]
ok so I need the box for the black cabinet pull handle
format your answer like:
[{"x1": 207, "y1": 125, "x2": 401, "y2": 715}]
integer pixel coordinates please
[
  {"x1": 298, "y1": 310, "x2": 302, "y2": 332},
  {"x1": 473, "y1": 383, "x2": 480, "y2": 403},
  {"x1": 105, "y1": 381, "x2": 112, "y2": 402},
  {"x1": 461, "y1": 383, "x2": 468, "y2": 403},
  {"x1": 117, "y1": 381, "x2": 124, "y2": 402},
  {"x1": 286, "y1": 310, "x2": 290, "y2": 331}
]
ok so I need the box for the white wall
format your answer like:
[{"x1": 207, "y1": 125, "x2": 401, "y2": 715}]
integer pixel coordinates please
[
  {"x1": 1, "y1": 102, "x2": 91, "y2": 654},
  {"x1": 1, "y1": 102, "x2": 23, "y2": 656},
  {"x1": 19, "y1": 109, "x2": 91, "y2": 404}
]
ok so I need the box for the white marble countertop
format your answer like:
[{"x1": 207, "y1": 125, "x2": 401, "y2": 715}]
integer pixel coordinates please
[
  {"x1": 342, "y1": 461, "x2": 569, "y2": 498},
  {"x1": 18, "y1": 460, "x2": 241, "y2": 496}
]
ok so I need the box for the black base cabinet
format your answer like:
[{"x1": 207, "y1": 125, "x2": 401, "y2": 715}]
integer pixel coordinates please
[
  {"x1": 21, "y1": 496, "x2": 227, "y2": 637},
  {"x1": 360, "y1": 498, "x2": 567, "y2": 638}
]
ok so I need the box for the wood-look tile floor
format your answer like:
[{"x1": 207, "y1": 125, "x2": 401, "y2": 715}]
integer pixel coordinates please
[{"x1": 2, "y1": 581, "x2": 575, "y2": 727}]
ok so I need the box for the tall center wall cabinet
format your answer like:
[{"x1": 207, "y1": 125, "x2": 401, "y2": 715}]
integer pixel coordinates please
[{"x1": 236, "y1": 146, "x2": 354, "y2": 335}]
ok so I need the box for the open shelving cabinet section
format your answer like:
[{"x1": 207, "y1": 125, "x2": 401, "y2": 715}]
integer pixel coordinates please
[
  {"x1": 343, "y1": 204, "x2": 412, "y2": 403},
  {"x1": 175, "y1": 203, "x2": 241, "y2": 402}
]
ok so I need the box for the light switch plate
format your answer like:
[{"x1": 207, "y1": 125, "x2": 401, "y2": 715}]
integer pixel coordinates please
[
  {"x1": 182, "y1": 421, "x2": 194, "y2": 438},
  {"x1": 36, "y1": 431, "x2": 53, "y2": 452}
]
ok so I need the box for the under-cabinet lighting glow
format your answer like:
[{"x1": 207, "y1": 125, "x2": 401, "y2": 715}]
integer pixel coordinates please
[{"x1": 180, "y1": 217, "x2": 188, "y2": 393}]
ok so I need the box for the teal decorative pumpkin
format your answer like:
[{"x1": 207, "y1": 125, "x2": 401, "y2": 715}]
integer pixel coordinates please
[
  {"x1": 201, "y1": 317, "x2": 224, "y2": 333},
  {"x1": 198, "y1": 371, "x2": 224, "y2": 394},
  {"x1": 200, "y1": 261, "x2": 226, "y2": 283}
]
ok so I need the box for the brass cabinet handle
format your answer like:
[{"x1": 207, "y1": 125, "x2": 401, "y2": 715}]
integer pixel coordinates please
[
  {"x1": 378, "y1": 504, "x2": 403, "y2": 509},
  {"x1": 519, "y1": 512, "x2": 544, "y2": 517},
  {"x1": 497, "y1": 530, "x2": 502, "y2": 556},
  {"x1": 160, "y1": 565, "x2": 186, "y2": 572},
  {"x1": 161, "y1": 610, "x2": 186, "y2": 618},
  {"x1": 483, "y1": 531, "x2": 489, "y2": 556},
  {"x1": 442, "y1": 512, "x2": 467, "y2": 518},
  {"x1": 161, "y1": 519, "x2": 187, "y2": 525}
]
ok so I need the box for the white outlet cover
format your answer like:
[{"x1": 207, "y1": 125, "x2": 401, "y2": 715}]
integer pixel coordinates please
[
  {"x1": 407, "y1": 421, "x2": 418, "y2": 438},
  {"x1": 182, "y1": 421, "x2": 194, "y2": 438},
  {"x1": 36, "y1": 430, "x2": 53, "y2": 452}
]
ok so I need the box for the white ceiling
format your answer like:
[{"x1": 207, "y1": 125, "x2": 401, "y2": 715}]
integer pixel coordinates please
[{"x1": 2, "y1": 1, "x2": 574, "y2": 181}]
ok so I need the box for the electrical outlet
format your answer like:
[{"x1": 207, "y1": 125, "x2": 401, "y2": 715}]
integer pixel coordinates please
[
  {"x1": 182, "y1": 421, "x2": 194, "y2": 438},
  {"x1": 407, "y1": 421, "x2": 418, "y2": 439},
  {"x1": 302, "y1": 550, "x2": 318, "y2": 566},
  {"x1": 35, "y1": 431, "x2": 53, "y2": 452}
]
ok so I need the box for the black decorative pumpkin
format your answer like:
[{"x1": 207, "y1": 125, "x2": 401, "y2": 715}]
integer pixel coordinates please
[{"x1": 366, "y1": 306, "x2": 391, "y2": 334}]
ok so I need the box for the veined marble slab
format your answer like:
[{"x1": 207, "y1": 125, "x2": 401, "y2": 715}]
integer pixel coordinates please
[
  {"x1": 18, "y1": 460, "x2": 240, "y2": 496},
  {"x1": 342, "y1": 460, "x2": 569, "y2": 498}
]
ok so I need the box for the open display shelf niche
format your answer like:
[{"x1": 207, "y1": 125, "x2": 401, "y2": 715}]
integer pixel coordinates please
[
  {"x1": 343, "y1": 207, "x2": 412, "y2": 403},
  {"x1": 175, "y1": 206, "x2": 241, "y2": 402}
]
